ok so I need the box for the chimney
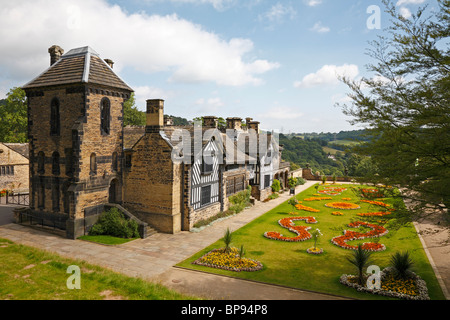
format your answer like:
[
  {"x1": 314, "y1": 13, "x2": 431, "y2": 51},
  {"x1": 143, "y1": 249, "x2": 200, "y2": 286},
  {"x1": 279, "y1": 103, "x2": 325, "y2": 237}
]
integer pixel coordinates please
[
  {"x1": 146, "y1": 99, "x2": 164, "y2": 132},
  {"x1": 203, "y1": 116, "x2": 218, "y2": 128},
  {"x1": 164, "y1": 115, "x2": 173, "y2": 126},
  {"x1": 104, "y1": 59, "x2": 114, "y2": 69},
  {"x1": 248, "y1": 120, "x2": 260, "y2": 134},
  {"x1": 226, "y1": 117, "x2": 242, "y2": 131},
  {"x1": 48, "y1": 45, "x2": 64, "y2": 66}
]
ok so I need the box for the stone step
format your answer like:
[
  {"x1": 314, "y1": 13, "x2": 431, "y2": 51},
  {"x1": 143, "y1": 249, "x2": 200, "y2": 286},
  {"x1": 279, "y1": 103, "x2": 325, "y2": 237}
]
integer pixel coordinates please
[{"x1": 145, "y1": 225, "x2": 158, "y2": 237}]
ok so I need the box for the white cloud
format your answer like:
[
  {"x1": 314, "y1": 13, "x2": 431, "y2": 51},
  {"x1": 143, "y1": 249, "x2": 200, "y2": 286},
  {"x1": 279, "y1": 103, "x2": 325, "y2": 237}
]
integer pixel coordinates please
[
  {"x1": 0, "y1": 0, "x2": 279, "y2": 88},
  {"x1": 399, "y1": 6, "x2": 412, "y2": 18},
  {"x1": 396, "y1": 0, "x2": 426, "y2": 6},
  {"x1": 144, "y1": 0, "x2": 237, "y2": 11},
  {"x1": 133, "y1": 86, "x2": 178, "y2": 111},
  {"x1": 195, "y1": 97, "x2": 225, "y2": 113},
  {"x1": 259, "y1": 3, "x2": 297, "y2": 22},
  {"x1": 294, "y1": 64, "x2": 359, "y2": 88},
  {"x1": 310, "y1": 21, "x2": 330, "y2": 33},
  {"x1": 304, "y1": 0, "x2": 322, "y2": 6},
  {"x1": 257, "y1": 106, "x2": 304, "y2": 120}
]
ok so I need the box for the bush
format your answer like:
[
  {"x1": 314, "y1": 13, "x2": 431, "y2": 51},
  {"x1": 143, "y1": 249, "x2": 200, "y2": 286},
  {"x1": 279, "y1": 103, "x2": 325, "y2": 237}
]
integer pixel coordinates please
[
  {"x1": 89, "y1": 208, "x2": 139, "y2": 239},
  {"x1": 228, "y1": 186, "x2": 252, "y2": 214},
  {"x1": 271, "y1": 179, "x2": 281, "y2": 193},
  {"x1": 296, "y1": 177, "x2": 306, "y2": 186}
]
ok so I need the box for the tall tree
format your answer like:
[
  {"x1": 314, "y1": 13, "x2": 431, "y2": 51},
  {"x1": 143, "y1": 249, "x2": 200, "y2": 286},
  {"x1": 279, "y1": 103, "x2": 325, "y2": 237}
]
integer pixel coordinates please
[
  {"x1": 0, "y1": 87, "x2": 27, "y2": 143},
  {"x1": 337, "y1": 0, "x2": 450, "y2": 218},
  {"x1": 123, "y1": 93, "x2": 146, "y2": 126}
]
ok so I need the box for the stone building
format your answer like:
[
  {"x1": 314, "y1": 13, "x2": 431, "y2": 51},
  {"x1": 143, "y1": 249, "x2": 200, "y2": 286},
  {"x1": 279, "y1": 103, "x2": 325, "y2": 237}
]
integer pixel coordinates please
[
  {"x1": 0, "y1": 143, "x2": 29, "y2": 192},
  {"x1": 20, "y1": 45, "x2": 289, "y2": 238}
]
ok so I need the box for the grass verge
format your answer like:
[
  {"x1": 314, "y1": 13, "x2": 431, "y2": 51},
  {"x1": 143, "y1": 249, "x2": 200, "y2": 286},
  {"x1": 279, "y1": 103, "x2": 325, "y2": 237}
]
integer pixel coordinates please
[{"x1": 0, "y1": 238, "x2": 199, "y2": 300}]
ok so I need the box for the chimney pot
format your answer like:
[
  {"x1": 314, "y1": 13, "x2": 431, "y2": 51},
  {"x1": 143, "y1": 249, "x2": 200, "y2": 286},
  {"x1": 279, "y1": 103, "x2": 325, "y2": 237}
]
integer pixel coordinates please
[
  {"x1": 104, "y1": 59, "x2": 114, "y2": 68},
  {"x1": 226, "y1": 117, "x2": 242, "y2": 130},
  {"x1": 203, "y1": 116, "x2": 218, "y2": 128},
  {"x1": 48, "y1": 45, "x2": 64, "y2": 66}
]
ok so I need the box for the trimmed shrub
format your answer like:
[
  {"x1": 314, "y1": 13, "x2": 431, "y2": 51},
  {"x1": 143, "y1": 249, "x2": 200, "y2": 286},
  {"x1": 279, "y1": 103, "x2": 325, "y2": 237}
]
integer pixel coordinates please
[
  {"x1": 89, "y1": 207, "x2": 139, "y2": 239},
  {"x1": 271, "y1": 179, "x2": 281, "y2": 193}
]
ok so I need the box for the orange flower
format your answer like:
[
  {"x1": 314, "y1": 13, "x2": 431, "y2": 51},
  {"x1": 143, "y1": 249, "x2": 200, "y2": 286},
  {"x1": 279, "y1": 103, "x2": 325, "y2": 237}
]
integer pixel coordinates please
[
  {"x1": 295, "y1": 204, "x2": 320, "y2": 213},
  {"x1": 360, "y1": 199, "x2": 390, "y2": 207},
  {"x1": 303, "y1": 197, "x2": 332, "y2": 201},
  {"x1": 332, "y1": 211, "x2": 344, "y2": 216},
  {"x1": 325, "y1": 202, "x2": 361, "y2": 210},
  {"x1": 357, "y1": 211, "x2": 392, "y2": 217}
]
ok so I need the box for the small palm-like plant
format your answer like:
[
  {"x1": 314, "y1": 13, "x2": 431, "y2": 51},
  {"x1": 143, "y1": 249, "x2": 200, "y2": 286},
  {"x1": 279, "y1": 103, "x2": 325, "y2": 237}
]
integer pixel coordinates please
[
  {"x1": 346, "y1": 244, "x2": 373, "y2": 286},
  {"x1": 288, "y1": 198, "x2": 299, "y2": 213},
  {"x1": 222, "y1": 228, "x2": 233, "y2": 253},
  {"x1": 390, "y1": 251, "x2": 414, "y2": 279},
  {"x1": 238, "y1": 244, "x2": 246, "y2": 260}
]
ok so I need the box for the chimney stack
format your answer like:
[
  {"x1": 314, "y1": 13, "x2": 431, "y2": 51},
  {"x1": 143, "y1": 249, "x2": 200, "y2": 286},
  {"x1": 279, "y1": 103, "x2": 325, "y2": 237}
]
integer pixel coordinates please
[
  {"x1": 226, "y1": 117, "x2": 242, "y2": 131},
  {"x1": 164, "y1": 115, "x2": 173, "y2": 126},
  {"x1": 203, "y1": 116, "x2": 218, "y2": 128},
  {"x1": 104, "y1": 59, "x2": 114, "y2": 69},
  {"x1": 248, "y1": 120, "x2": 260, "y2": 134},
  {"x1": 48, "y1": 45, "x2": 64, "y2": 66},
  {"x1": 146, "y1": 99, "x2": 165, "y2": 132}
]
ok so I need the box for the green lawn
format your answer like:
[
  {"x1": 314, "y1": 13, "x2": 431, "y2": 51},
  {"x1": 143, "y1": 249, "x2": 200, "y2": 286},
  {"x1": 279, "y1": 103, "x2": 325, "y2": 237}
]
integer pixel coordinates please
[
  {"x1": 177, "y1": 183, "x2": 446, "y2": 300},
  {"x1": 0, "y1": 238, "x2": 199, "y2": 300}
]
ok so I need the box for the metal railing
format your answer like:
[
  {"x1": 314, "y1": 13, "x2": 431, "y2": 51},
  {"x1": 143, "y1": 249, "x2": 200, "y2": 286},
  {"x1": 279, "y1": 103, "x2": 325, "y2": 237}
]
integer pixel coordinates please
[{"x1": 0, "y1": 192, "x2": 29, "y2": 206}]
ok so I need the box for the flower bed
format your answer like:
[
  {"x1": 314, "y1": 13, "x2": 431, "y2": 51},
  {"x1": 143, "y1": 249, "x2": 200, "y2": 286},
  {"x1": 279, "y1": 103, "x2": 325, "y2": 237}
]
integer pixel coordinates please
[
  {"x1": 307, "y1": 247, "x2": 323, "y2": 255},
  {"x1": 192, "y1": 247, "x2": 263, "y2": 272},
  {"x1": 325, "y1": 202, "x2": 361, "y2": 210},
  {"x1": 264, "y1": 216, "x2": 317, "y2": 242},
  {"x1": 341, "y1": 197, "x2": 352, "y2": 201},
  {"x1": 303, "y1": 197, "x2": 332, "y2": 201},
  {"x1": 318, "y1": 187, "x2": 347, "y2": 196},
  {"x1": 295, "y1": 204, "x2": 320, "y2": 213},
  {"x1": 357, "y1": 211, "x2": 392, "y2": 217},
  {"x1": 332, "y1": 211, "x2": 344, "y2": 216},
  {"x1": 360, "y1": 199, "x2": 390, "y2": 208},
  {"x1": 339, "y1": 267, "x2": 429, "y2": 300},
  {"x1": 331, "y1": 221, "x2": 388, "y2": 252}
]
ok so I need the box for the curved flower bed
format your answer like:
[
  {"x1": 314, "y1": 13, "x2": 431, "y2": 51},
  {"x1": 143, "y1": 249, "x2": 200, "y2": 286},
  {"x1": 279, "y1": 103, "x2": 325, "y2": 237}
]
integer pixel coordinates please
[
  {"x1": 360, "y1": 199, "x2": 390, "y2": 208},
  {"x1": 264, "y1": 216, "x2": 317, "y2": 242},
  {"x1": 332, "y1": 211, "x2": 344, "y2": 216},
  {"x1": 339, "y1": 267, "x2": 429, "y2": 300},
  {"x1": 331, "y1": 221, "x2": 388, "y2": 252},
  {"x1": 341, "y1": 197, "x2": 352, "y2": 201},
  {"x1": 318, "y1": 187, "x2": 347, "y2": 196},
  {"x1": 325, "y1": 202, "x2": 361, "y2": 210},
  {"x1": 303, "y1": 197, "x2": 332, "y2": 201},
  {"x1": 192, "y1": 247, "x2": 263, "y2": 272},
  {"x1": 357, "y1": 211, "x2": 392, "y2": 217},
  {"x1": 295, "y1": 204, "x2": 320, "y2": 213}
]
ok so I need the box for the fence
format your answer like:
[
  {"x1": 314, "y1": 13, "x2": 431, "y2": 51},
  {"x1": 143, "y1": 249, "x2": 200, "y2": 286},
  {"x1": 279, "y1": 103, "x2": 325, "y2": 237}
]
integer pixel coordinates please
[{"x1": 0, "y1": 192, "x2": 29, "y2": 206}]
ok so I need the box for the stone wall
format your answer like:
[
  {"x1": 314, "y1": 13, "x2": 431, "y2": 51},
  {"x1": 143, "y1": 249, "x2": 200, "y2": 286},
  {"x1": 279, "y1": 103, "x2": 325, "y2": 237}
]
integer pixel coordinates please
[
  {"x1": 302, "y1": 168, "x2": 352, "y2": 182},
  {"x1": 0, "y1": 144, "x2": 29, "y2": 191}
]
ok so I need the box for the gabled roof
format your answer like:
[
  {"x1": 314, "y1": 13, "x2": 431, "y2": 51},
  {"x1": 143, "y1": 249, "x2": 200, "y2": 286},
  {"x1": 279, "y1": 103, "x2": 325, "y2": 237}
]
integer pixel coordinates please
[
  {"x1": 22, "y1": 46, "x2": 133, "y2": 92},
  {"x1": 2, "y1": 143, "x2": 29, "y2": 159}
]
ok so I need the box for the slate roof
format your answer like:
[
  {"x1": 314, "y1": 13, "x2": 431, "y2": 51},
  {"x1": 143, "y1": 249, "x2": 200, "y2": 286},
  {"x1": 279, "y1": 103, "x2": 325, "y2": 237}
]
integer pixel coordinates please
[
  {"x1": 3, "y1": 143, "x2": 30, "y2": 159},
  {"x1": 22, "y1": 46, "x2": 133, "y2": 92}
]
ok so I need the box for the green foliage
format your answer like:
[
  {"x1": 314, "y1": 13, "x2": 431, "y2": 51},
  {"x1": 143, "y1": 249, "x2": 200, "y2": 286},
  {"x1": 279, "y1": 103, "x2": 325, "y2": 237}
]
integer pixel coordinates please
[
  {"x1": 239, "y1": 244, "x2": 246, "y2": 260},
  {"x1": 390, "y1": 251, "x2": 414, "y2": 280},
  {"x1": 0, "y1": 87, "x2": 27, "y2": 143},
  {"x1": 345, "y1": 244, "x2": 373, "y2": 286},
  {"x1": 123, "y1": 93, "x2": 146, "y2": 126},
  {"x1": 337, "y1": 0, "x2": 450, "y2": 215},
  {"x1": 288, "y1": 197, "x2": 298, "y2": 211},
  {"x1": 89, "y1": 208, "x2": 140, "y2": 239},
  {"x1": 222, "y1": 228, "x2": 233, "y2": 253},
  {"x1": 228, "y1": 186, "x2": 252, "y2": 214},
  {"x1": 267, "y1": 193, "x2": 279, "y2": 200},
  {"x1": 271, "y1": 179, "x2": 281, "y2": 193}
]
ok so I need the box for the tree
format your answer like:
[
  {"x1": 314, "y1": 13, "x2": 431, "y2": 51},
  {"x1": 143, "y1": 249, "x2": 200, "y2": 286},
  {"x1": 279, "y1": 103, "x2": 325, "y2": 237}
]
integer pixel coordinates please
[
  {"x1": 346, "y1": 244, "x2": 373, "y2": 286},
  {"x1": 337, "y1": 0, "x2": 450, "y2": 218},
  {"x1": 123, "y1": 93, "x2": 146, "y2": 126},
  {"x1": 0, "y1": 87, "x2": 27, "y2": 143}
]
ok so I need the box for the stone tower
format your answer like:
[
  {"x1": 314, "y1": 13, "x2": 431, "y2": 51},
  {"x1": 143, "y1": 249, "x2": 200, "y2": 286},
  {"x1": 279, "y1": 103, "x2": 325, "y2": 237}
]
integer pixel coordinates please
[{"x1": 22, "y1": 45, "x2": 133, "y2": 239}]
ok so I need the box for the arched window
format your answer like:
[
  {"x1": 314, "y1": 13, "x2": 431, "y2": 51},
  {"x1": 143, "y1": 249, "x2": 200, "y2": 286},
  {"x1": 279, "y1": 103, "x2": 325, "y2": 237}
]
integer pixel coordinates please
[
  {"x1": 52, "y1": 152, "x2": 60, "y2": 175},
  {"x1": 37, "y1": 151, "x2": 45, "y2": 174},
  {"x1": 100, "y1": 98, "x2": 110, "y2": 135},
  {"x1": 50, "y1": 98, "x2": 60, "y2": 135},
  {"x1": 90, "y1": 153, "x2": 97, "y2": 175}
]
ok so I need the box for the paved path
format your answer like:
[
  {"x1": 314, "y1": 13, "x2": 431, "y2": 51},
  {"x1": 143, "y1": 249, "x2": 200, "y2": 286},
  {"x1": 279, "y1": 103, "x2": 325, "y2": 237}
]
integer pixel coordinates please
[{"x1": 0, "y1": 181, "x2": 448, "y2": 300}]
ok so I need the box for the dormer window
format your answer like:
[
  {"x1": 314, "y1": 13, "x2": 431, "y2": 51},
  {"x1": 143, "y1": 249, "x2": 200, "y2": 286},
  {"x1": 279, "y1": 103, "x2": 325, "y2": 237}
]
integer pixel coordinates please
[
  {"x1": 202, "y1": 154, "x2": 213, "y2": 174},
  {"x1": 100, "y1": 98, "x2": 110, "y2": 135},
  {"x1": 50, "y1": 98, "x2": 60, "y2": 136}
]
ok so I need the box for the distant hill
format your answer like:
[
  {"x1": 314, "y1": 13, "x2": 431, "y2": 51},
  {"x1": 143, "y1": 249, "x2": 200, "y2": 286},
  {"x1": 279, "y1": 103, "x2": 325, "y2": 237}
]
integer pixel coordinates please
[{"x1": 294, "y1": 129, "x2": 370, "y2": 142}]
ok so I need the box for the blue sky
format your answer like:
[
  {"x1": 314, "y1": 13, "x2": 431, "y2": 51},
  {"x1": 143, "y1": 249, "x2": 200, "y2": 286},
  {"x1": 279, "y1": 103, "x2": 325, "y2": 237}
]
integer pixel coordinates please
[{"x1": 0, "y1": 0, "x2": 437, "y2": 133}]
